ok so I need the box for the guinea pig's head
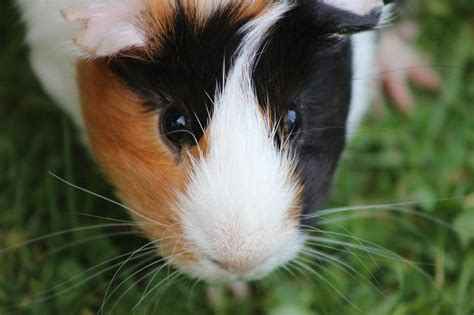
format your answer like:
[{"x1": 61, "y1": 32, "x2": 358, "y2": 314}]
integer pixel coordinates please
[{"x1": 70, "y1": 0, "x2": 393, "y2": 283}]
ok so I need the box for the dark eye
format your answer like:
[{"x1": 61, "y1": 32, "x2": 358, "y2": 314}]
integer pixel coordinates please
[
  {"x1": 161, "y1": 106, "x2": 195, "y2": 146},
  {"x1": 285, "y1": 106, "x2": 301, "y2": 135}
]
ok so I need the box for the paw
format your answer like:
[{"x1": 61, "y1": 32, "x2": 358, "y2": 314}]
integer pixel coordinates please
[
  {"x1": 228, "y1": 281, "x2": 250, "y2": 299},
  {"x1": 61, "y1": 0, "x2": 147, "y2": 58},
  {"x1": 205, "y1": 282, "x2": 250, "y2": 307},
  {"x1": 379, "y1": 22, "x2": 442, "y2": 114}
]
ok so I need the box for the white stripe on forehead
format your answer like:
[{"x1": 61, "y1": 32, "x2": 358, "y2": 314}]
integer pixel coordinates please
[
  {"x1": 222, "y1": 2, "x2": 291, "y2": 99},
  {"x1": 178, "y1": 2, "x2": 302, "y2": 281}
]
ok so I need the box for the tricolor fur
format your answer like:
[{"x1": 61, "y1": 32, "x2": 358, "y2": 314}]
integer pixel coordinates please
[{"x1": 18, "y1": 0, "x2": 392, "y2": 282}]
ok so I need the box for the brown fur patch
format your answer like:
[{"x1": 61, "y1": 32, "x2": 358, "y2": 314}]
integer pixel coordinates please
[
  {"x1": 135, "y1": 0, "x2": 271, "y2": 55},
  {"x1": 141, "y1": 0, "x2": 176, "y2": 58},
  {"x1": 183, "y1": 0, "x2": 271, "y2": 28},
  {"x1": 187, "y1": 134, "x2": 209, "y2": 160},
  {"x1": 77, "y1": 59, "x2": 201, "y2": 265}
]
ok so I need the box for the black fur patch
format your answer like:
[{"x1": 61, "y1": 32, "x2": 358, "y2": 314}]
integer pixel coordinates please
[
  {"x1": 249, "y1": 0, "x2": 359, "y2": 221},
  {"x1": 108, "y1": 0, "x2": 382, "y2": 218}
]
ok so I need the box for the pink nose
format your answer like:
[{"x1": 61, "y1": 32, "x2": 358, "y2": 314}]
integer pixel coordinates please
[{"x1": 211, "y1": 258, "x2": 261, "y2": 274}]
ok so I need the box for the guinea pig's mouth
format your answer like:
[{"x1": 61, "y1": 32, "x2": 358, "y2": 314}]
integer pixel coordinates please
[
  {"x1": 179, "y1": 258, "x2": 272, "y2": 284},
  {"x1": 174, "y1": 233, "x2": 306, "y2": 284},
  {"x1": 203, "y1": 253, "x2": 273, "y2": 282}
]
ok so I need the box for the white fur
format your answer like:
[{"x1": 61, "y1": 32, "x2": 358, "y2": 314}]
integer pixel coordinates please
[
  {"x1": 62, "y1": 0, "x2": 147, "y2": 58},
  {"x1": 347, "y1": 31, "x2": 379, "y2": 138},
  {"x1": 346, "y1": 3, "x2": 395, "y2": 137},
  {"x1": 378, "y1": 3, "x2": 398, "y2": 28},
  {"x1": 323, "y1": 1, "x2": 396, "y2": 29},
  {"x1": 323, "y1": 0, "x2": 384, "y2": 15},
  {"x1": 178, "y1": 2, "x2": 304, "y2": 282},
  {"x1": 16, "y1": 0, "x2": 146, "y2": 128},
  {"x1": 16, "y1": 0, "x2": 83, "y2": 128}
]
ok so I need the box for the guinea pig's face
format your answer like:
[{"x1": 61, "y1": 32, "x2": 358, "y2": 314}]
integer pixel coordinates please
[{"x1": 76, "y1": 0, "x2": 388, "y2": 283}]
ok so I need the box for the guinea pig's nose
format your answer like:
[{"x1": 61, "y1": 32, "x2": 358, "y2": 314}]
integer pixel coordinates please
[{"x1": 210, "y1": 257, "x2": 261, "y2": 274}]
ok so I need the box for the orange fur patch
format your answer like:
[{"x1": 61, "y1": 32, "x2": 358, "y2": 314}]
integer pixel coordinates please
[
  {"x1": 141, "y1": 0, "x2": 176, "y2": 58},
  {"x1": 187, "y1": 134, "x2": 209, "y2": 160},
  {"x1": 77, "y1": 59, "x2": 203, "y2": 265},
  {"x1": 183, "y1": 0, "x2": 271, "y2": 27}
]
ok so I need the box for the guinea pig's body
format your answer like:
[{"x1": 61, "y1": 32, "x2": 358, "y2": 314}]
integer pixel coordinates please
[{"x1": 17, "y1": 0, "x2": 391, "y2": 283}]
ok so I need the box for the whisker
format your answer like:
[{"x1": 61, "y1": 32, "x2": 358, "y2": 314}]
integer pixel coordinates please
[
  {"x1": 186, "y1": 278, "x2": 203, "y2": 311},
  {"x1": 301, "y1": 247, "x2": 355, "y2": 273},
  {"x1": 307, "y1": 196, "x2": 464, "y2": 218},
  {"x1": 99, "y1": 234, "x2": 181, "y2": 312},
  {"x1": 14, "y1": 250, "x2": 156, "y2": 309},
  {"x1": 39, "y1": 245, "x2": 158, "y2": 294},
  {"x1": 1, "y1": 223, "x2": 139, "y2": 254},
  {"x1": 72, "y1": 212, "x2": 141, "y2": 224},
  {"x1": 146, "y1": 271, "x2": 186, "y2": 315},
  {"x1": 300, "y1": 247, "x2": 385, "y2": 297},
  {"x1": 165, "y1": 129, "x2": 200, "y2": 148},
  {"x1": 303, "y1": 223, "x2": 438, "y2": 272},
  {"x1": 302, "y1": 197, "x2": 463, "y2": 233},
  {"x1": 44, "y1": 230, "x2": 142, "y2": 257},
  {"x1": 136, "y1": 268, "x2": 183, "y2": 312},
  {"x1": 315, "y1": 214, "x2": 436, "y2": 269},
  {"x1": 292, "y1": 258, "x2": 361, "y2": 311},
  {"x1": 286, "y1": 260, "x2": 306, "y2": 277},
  {"x1": 307, "y1": 233, "x2": 434, "y2": 269},
  {"x1": 100, "y1": 255, "x2": 175, "y2": 313},
  {"x1": 132, "y1": 265, "x2": 183, "y2": 312},
  {"x1": 101, "y1": 260, "x2": 161, "y2": 313},
  {"x1": 328, "y1": 224, "x2": 384, "y2": 281},
  {"x1": 353, "y1": 64, "x2": 463, "y2": 80},
  {"x1": 291, "y1": 125, "x2": 413, "y2": 138},
  {"x1": 304, "y1": 233, "x2": 457, "y2": 305},
  {"x1": 302, "y1": 225, "x2": 380, "y2": 281},
  {"x1": 135, "y1": 253, "x2": 179, "y2": 308},
  {"x1": 48, "y1": 172, "x2": 166, "y2": 226},
  {"x1": 279, "y1": 262, "x2": 298, "y2": 278},
  {"x1": 317, "y1": 212, "x2": 393, "y2": 225}
]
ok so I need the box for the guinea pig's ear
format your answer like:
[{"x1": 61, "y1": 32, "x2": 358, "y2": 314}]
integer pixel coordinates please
[
  {"x1": 318, "y1": 0, "x2": 396, "y2": 35},
  {"x1": 62, "y1": 0, "x2": 149, "y2": 58}
]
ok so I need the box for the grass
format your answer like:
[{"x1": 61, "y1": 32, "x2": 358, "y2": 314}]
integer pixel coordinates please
[{"x1": 1, "y1": 0, "x2": 473, "y2": 314}]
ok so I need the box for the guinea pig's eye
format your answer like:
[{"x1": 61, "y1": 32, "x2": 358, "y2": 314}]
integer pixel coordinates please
[
  {"x1": 285, "y1": 106, "x2": 301, "y2": 136},
  {"x1": 161, "y1": 106, "x2": 195, "y2": 146}
]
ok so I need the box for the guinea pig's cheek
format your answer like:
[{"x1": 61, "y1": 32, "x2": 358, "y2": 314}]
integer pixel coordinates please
[{"x1": 77, "y1": 60, "x2": 199, "y2": 265}]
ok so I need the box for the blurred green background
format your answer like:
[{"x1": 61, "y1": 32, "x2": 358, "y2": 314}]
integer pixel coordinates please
[{"x1": 1, "y1": 0, "x2": 473, "y2": 314}]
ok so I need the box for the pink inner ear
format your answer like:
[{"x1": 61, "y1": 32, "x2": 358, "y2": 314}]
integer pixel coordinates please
[
  {"x1": 323, "y1": 0, "x2": 384, "y2": 15},
  {"x1": 62, "y1": 0, "x2": 147, "y2": 57}
]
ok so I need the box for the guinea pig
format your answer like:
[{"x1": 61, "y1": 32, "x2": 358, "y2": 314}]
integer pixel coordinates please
[{"x1": 17, "y1": 0, "x2": 426, "y2": 283}]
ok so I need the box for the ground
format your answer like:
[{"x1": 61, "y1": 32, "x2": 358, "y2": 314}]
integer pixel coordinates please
[{"x1": 1, "y1": 1, "x2": 473, "y2": 314}]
